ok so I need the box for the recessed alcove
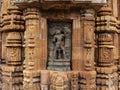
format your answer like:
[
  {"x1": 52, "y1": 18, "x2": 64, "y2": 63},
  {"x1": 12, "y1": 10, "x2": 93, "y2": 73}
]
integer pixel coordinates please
[{"x1": 47, "y1": 21, "x2": 72, "y2": 71}]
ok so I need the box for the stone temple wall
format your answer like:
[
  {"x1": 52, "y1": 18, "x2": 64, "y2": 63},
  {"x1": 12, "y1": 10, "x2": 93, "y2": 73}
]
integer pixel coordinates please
[{"x1": 0, "y1": 0, "x2": 120, "y2": 90}]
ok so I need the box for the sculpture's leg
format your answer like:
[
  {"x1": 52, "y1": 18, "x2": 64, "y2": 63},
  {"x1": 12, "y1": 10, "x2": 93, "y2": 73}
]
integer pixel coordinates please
[
  {"x1": 61, "y1": 46, "x2": 66, "y2": 59},
  {"x1": 58, "y1": 48, "x2": 61, "y2": 59},
  {"x1": 53, "y1": 46, "x2": 58, "y2": 59}
]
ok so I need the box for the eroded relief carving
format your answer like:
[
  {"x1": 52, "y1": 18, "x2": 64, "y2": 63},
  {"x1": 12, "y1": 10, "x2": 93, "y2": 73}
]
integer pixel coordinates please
[
  {"x1": 50, "y1": 73, "x2": 69, "y2": 90},
  {"x1": 8, "y1": 48, "x2": 20, "y2": 61},
  {"x1": 84, "y1": 48, "x2": 93, "y2": 70},
  {"x1": 47, "y1": 21, "x2": 71, "y2": 71},
  {"x1": 28, "y1": 48, "x2": 34, "y2": 60},
  {"x1": 70, "y1": 72, "x2": 79, "y2": 90},
  {"x1": 53, "y1": 30, "x2": 66, "y2": 59},
  {"x1": 100, "y1": 48, "x2": 112, "y2": 61}
]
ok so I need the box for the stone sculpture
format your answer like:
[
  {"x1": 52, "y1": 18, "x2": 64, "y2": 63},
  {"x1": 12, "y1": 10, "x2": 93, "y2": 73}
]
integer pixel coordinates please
[
  {"x1": 0, "y1": 0, "x2": 119, "y2": 90},
  {"x1": 53, "y1": 29, "x2": 66, "y2": 59}
]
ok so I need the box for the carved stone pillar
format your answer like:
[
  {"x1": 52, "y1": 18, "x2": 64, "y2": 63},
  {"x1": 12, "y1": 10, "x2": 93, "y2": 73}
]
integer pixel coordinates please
[
  {"x1": 79, "y1": 9, "x2": 96, "y2": 90},
  {"x1": 23, "y1": 8, "x2": 41, "y2": 90},
  {"x1": 96, "y1": 2, "x2": 118, "y2": 89},
  {"x1": 2, "y1": 32, "x2": 23, "y2": 90},
  {"x1": 96, "y1": 33, "x2": 118, "y2": 90},
  {"x1": 118, "y1": 21, "x2": 120, "y2": 90},
  {"x1": 1, "y1": 4, "x2": 24, "y2": 90},
  {"x1": 114, "y1": 32, "x2": 119, "y2": 65},
  {"x1": 1, "y1": 0, "x2": 10, "y2": 64}
]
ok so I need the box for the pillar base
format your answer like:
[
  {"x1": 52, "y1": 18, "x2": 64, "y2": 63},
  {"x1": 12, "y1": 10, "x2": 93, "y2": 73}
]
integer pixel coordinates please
[{"x1": 1, "y1": 65, "x2": 23, "y2": 90}]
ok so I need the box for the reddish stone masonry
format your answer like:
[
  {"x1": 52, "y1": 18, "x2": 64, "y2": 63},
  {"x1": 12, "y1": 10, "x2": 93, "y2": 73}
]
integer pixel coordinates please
[{"x1": 0, "y1": 0, "x2": 120, "y2": 90}]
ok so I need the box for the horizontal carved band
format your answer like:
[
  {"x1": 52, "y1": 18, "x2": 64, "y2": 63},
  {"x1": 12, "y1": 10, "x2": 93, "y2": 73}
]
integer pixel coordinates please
[{"x1": 13, "y1": 0, "x2": 106, "y2": 4}]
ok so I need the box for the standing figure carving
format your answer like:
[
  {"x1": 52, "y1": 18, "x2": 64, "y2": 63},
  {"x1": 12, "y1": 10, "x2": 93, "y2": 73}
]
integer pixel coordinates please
[
  {"x1": 53, "y1": 30, "x2": 66, "y2": 59},
  {"x1": 47, "y1": 22, "x2": 71, "y2": 71}
]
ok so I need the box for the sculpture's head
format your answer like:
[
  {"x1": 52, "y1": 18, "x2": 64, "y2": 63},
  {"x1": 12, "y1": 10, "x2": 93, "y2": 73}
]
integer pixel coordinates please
[{"x1": 55, "y1": 30, "x2": 61, "y2": 34}]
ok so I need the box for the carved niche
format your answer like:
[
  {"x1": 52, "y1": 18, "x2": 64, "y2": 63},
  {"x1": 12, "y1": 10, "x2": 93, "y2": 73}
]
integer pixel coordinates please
[{"x1": 47, "y1": 21, "x2": 72, "y2": 71}]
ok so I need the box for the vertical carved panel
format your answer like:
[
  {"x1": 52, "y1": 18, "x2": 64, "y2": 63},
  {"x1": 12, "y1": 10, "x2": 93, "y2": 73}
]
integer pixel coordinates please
[
  {"x1": 79, "y1": 9, "x2": 96, "y2": 90},
  {"x1": 47, "y1": 21, "x2": 72, "y2": 71},
  {"x1": 39, "y1": 17, "x2": 47, "y2": 70},
  {"x1": 1, "y1": 32, "x2": 8, "y2": 64},
  {"x1": 113, "y1": 33, "x2": 119, "y2": 65},
  {"x1": 72, "y1": 18, "x2": 83, "y2": 70},
  {"x1": 80, "y1": 9, "x2": 95, "y2": 71},
  {"x1": 23, "y1": 8, "x2": 40, "y2": 90},
  {"x1": 42, "y1": 18, "x2": 47, "y2": 70}
]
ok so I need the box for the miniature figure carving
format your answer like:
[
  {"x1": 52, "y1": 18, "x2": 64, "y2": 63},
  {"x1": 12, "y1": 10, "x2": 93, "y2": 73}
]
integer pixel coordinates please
[
  {"x1": 9, "y1": 48, "x2": 19, "y2": 61},
  {"x1": 53, "y1": 30, "x2": 66, "y2": 59}
]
